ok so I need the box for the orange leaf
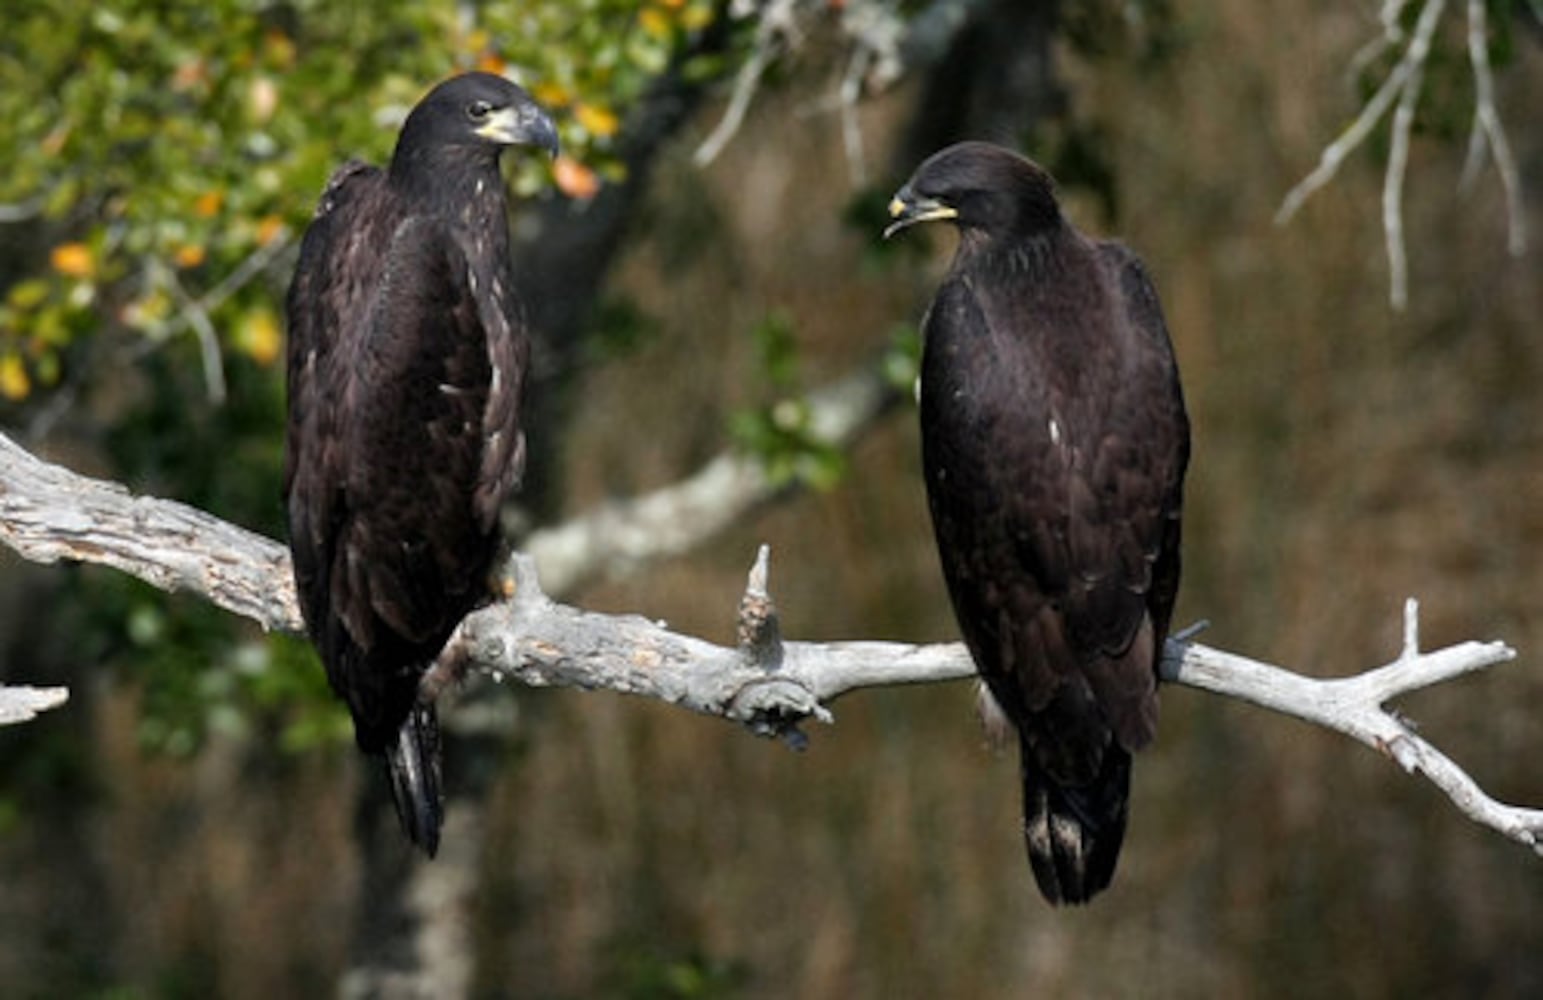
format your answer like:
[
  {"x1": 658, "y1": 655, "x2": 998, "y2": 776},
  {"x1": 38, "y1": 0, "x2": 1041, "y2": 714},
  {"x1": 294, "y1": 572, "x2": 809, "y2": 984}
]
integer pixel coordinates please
[
  {"x1": 553, "y1": 156, "x2": 601, "y2": 200},
  {"x1": 256, "y1": 214, "x2": 285, "y2": 246},
  {"x1": 174, "y1": 244, "x2": 206, "y2": 269},
  {"x1": 194, "y1": 190, "x2": 224, "y2": 218},
  {"x1": 476, "y1": 51, "x2": 507, "y2": 75},
  {"x1": 172, "y1": 58, "x2": 206, "y2": 91},
  {"x1": 50, "y1": 242, "x2": 94, "y2": 278}
]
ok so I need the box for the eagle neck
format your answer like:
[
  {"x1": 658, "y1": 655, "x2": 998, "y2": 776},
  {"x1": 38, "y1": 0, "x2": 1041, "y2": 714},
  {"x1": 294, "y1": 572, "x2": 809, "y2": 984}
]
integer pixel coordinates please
[
  {"x1": 960, "y1": 220, "x2": 1076, "y2": 279},
  {"x1": 388, "y1": 146, "x2": 506, "y2": 217},
  {"x1": 387, "y1": 149, "x2": 517, "y2": 335}
]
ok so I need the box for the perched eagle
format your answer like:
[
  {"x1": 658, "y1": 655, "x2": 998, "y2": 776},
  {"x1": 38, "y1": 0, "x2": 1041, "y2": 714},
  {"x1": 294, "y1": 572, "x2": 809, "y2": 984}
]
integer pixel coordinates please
[
  {"x1": 886, "y1": 142, "x2": 1189, "y2": 904},
  {"x1": 284, "y1": 73, "x2": 558, "y2": 855}
]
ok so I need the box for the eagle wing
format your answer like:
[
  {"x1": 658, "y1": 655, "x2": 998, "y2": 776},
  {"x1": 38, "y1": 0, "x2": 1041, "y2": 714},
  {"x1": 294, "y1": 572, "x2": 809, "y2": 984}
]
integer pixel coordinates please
[
  {"x1": 285, "y1": 172, "x2": 526, "y2": 748},
  {"x1": 1098, "y1": 240, "x2": 1189, "y2": 654},
  {"x1": 334, "y1": 214, "x2": 522, "y2": 652},
  {"x1": 284, "y1": 160, "x2": 389, "y2": 678},
  {"x1": 921, "y1": 246, "x2": 1187, "y2": 777}
]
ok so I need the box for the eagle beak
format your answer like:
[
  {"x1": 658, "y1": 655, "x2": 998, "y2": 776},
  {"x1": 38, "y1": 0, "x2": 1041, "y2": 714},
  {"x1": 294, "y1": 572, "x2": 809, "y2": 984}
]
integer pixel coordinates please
[
  {"x1": 478, "y1": 103, "x2": 561, "y2": 158},
  {"x1": 883, "y1": 188, "x2": 958, "y2": 239}
]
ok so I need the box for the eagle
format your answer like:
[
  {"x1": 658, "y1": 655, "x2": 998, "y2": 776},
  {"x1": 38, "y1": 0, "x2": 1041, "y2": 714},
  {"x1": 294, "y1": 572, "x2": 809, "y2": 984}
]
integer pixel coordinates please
[
  {"x1": 886, "y1": 142, "x2": 1189, "y2": 904},
  {"x1": 283, "y1": 73, "x2": 558, "y2": 855}
]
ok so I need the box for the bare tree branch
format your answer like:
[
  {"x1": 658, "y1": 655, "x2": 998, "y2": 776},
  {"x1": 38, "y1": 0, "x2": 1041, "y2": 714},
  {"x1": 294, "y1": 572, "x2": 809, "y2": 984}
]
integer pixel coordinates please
[
  {"x1": 1382, "y1": 0, "x2": 1442, "y2": 311},
  {"x1": 0, "y1": 432, "x2": 1537, "y2": 853},
  {"x1": 0, "y1": 434, "x2": 299, "y2": 631},
  {"x1": 1461, "y1": 0, "x2": 1528, "y2": 256},
  {"x1": 1177, "y1": 603, "x2": 1538, "y2": 851},
  {"x1": 693, "y1": 0, "x2": 797, "y2": 167},
  {"x1": 525, "y1": 359, "x2": 898, "y2": 595},
  {"x1": 0, "y1": 685, "x2": 69, "y2": 726},
  {"x1": 1278, "y1": 0, "x2": 1530, "y2": 309},
  {"x1": 693, "y1": 0, "x2": 993, "y2": 169}
]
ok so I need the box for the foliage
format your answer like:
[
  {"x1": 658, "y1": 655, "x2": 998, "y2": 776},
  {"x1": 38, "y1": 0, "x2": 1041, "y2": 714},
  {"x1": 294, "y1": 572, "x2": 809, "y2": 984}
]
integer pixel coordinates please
[
  {"x1": 730, "y1": 312, "x2": 848, "y2": 491},
  {"x1": 0, "y1": 0, "x2": 727, "y2": 757},
  {"x1": 0, "y1": 0, "x2": 723, "y2": 408}
]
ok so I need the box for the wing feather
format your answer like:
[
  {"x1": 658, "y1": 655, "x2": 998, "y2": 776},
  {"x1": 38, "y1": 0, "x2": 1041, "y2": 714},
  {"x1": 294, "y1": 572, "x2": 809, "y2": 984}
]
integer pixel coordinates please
[
  {"x1": 284, "y1": 161, "x2": 390, "y2": 666},
  {"x1": 339, "y1": 217, "x2": 511, "y2": 647}
]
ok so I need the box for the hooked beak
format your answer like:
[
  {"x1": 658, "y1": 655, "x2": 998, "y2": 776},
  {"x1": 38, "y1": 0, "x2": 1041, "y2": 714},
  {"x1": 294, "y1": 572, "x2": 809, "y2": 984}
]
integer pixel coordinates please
[
  {"x1": 883, "y1": 187, "x2": 958, "y2": 239},
  {"x1": 477, "y1": 102, "x2": 561, "y2": 158}
]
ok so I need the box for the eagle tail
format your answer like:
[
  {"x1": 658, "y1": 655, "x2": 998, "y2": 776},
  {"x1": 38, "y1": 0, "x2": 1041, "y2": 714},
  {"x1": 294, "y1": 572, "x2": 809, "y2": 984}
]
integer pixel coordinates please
[
  {"x1": 384, "y1": 703, "x2": 444, "y2": 858},
  {"x1": 1020, "y1": 739, "x2": 1131, "y2": 905}
]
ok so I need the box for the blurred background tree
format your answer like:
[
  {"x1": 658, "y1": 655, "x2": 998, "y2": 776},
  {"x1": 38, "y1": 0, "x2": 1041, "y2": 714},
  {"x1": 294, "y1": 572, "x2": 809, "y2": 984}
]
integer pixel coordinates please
[{"x1": 1, "y1": 1, "x2": 1541, "y2": 997}]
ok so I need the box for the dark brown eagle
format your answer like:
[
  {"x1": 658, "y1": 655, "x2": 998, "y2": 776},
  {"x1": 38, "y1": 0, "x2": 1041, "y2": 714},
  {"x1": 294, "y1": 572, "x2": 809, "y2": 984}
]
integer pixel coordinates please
[
  {"x1": 284, "y1": 73, "x2": 558, "y2": 855},
  {"x1": 887, "y1": 142, "x2": 1189, "y2": 904}
]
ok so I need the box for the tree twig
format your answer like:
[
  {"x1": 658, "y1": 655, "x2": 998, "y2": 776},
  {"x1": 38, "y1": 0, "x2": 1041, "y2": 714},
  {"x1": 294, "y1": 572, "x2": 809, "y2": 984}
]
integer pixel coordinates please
[
  {"x1": 692, "y1": 0, "x2": 992, "y2": 168},
  {"x1": 1273, "y1": 3, "x2": 1423, "y2": 227},
  {"x1": 1277, "y1": 0, "x2": 1529, "y2": 308},
  {"x1": 693, "y1": 0, "x2": 795, "y2": 167},
  {"x1": 1462, "y1": 0, "x2": 1528, "y2": 256},
  {"x1": 1382, "y1": 0, "x2": 1442, "y2": 310},
  {"x1": 160, "y1": 261, "x2": 229, "y2": 405},
  {"x1": 0, "y1": 432, "x2": 1537, "y2": 854}
]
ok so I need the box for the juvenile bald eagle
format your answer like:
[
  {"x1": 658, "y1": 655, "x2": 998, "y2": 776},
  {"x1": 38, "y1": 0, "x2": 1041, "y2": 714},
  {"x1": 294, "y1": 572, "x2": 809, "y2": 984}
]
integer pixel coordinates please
[
  {"x1": 887, "y1": 142, "x2": 1189, "y2": 904},
  {"x1": 284, "y1": 73, "x2": 558, "y2": 855}
]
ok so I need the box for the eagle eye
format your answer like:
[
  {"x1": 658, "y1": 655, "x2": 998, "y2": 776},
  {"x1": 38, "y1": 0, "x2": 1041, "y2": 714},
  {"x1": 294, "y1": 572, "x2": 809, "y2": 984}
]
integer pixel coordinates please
[{"x1": 466, "y1": 100, "x2": 494, "y2": 121}]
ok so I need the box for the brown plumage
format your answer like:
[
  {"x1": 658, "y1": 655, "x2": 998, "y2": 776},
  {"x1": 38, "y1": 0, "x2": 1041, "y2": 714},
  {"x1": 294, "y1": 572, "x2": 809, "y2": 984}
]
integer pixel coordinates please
[
  {"x1": 284, "y1": 73, "x2": 557, "y2": 855},
  {"x1": 887, "y1": 142, "x2": 1189, "y2": 904}
]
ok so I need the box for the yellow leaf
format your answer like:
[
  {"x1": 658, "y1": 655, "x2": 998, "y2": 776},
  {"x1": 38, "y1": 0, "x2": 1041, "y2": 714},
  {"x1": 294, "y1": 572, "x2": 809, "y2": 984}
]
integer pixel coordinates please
[
  {"x1": 574, "y1": 102, "x2": 620, "y2": 138},
  {"x1": 532, "y1": 81, "x2": 571, "y2": 109},
  {"x1": 639, "y1": 8, "x2": 672, "y2": 38},
  {"x1": 174, "y1": 244, "x2": 206, "y2": 269},
  {"x1": 8, "y1": 278, "x2": 49, "y2": 310},
  {"x1": 264, "y1": 30, "x2": 296, "y2": 69},
  {"x1": 552, "y1": 156, "x2": 601, "y2": 200},
  {"x1": 680, "y1": 3, "x2": 714, "y2": 30},
  {"x1": 238, "y1": 308, "x2": 282, "y2": 366},
  {"x1": 122, "y1": 289, "x2": 172, "y2": 330},
  {"x1": 0, "y1": 354, "x2": 30, "y2": 401},
  {"x1": 50, "y1": 242, "x2": 94, "y2": 278}
]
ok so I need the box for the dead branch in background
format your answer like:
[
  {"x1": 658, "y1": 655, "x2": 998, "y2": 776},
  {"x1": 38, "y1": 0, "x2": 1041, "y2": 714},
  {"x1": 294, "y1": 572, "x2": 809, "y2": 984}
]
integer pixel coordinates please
[
  {"x1": 0, "y1": 684, "x2": 68, "y2": 725},
  {"x1": 694, "y1": 0, "x2": 994, "y2": 179},
  {"x1": 1277, "y1": 0, "x2": 1528, "y2": 309},
  {"x1": 1, "y1": 431, "x2": 1539, "y2": 854},
  {"x1": 526, "y1": 359, "x2": 899, "y2": 594}
]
